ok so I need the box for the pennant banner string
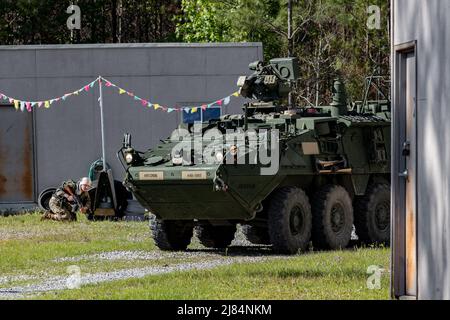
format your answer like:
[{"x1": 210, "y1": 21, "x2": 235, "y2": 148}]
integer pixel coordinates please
[
  {"x1": 0, "y1": 75, "x2": 241, "y2": 114},
  {"x1": 100, "y1": 76, "x2": 240, "y2": 114},
  {"x1": 0, "y1": 77, "x2": 100, "y2": 112}
]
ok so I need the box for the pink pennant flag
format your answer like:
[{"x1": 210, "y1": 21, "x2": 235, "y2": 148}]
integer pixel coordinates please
[
  {"x1": 201, "y1": 105, "x2": 207, "y2": 111},
  {"x1": 84, "y1": 85, "x2": 90, "y2": 92},
  {"x1": 26, "y1": 102, "x2": 32, "y2": 112},
  {"x1": 9, "y1": 98, "x2": 14, "y2": 104},
  {"x1": 127, "y1": 92, "x2": 134, "y2": 97},
  {"x1": 105, "y1": 81, "x2": 112, "y2": 87},
  {"x1": 141, "y1": 99, "x2": 148, "y2": 106},
  {"x1": 38, "y1": 102, "x2": 43, "y2": 108},
  {"x1": 216, "y1": 100, "x2": 223, "y2": 106}
]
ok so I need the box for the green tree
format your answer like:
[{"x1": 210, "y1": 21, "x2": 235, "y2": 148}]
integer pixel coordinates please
[
  {"x1": 175, "y1": 0, "x2": 231, "y2": 42},
  {"x1": 175, "y1": 0, "x2": 389, "y2": 104}
]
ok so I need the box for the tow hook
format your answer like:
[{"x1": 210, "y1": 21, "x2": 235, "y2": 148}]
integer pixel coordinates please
[{"x1": 213, "y1": 175, "x2": 228, "y2": 192}]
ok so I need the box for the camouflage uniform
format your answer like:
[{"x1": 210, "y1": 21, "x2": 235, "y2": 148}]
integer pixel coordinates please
[
  {"x1": 43, "y1": 180, "x2": 78, "y2": 222},
  {"x1": 76, "y1": 185, "x2": 92, "y2": 214}
]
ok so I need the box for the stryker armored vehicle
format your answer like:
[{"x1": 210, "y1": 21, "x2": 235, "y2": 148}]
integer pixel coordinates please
[{"x1": 119, "y1": 58, "x2": 391, "y2": 254}]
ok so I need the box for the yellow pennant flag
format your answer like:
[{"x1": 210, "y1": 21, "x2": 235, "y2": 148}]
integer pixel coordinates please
[
  {"x1": 119, "y1": 89, "x2": 126, "y2": 95},
  {"x1": 192, "y1": 107, "x2": 198, "y2": 113},
  {"x1": 44, "y1": 101, "x2": 50, "y2": 108},
  {"x1": 154, "y1": 104, "x2": 161, "y2": 110},
  {"x1": 14, "y1": 100, "x2": 19, "y2": 110},
  {"x1": 232, "y1": 91, "x2": 240, "y2": 97}
]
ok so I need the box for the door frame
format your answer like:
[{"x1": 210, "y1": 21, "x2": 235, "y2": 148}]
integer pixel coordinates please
[{"x1": 392, "y1": 40, "x2": 418, "y2": 299}]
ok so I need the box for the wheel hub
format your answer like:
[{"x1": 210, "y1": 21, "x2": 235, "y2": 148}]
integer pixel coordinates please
[
  {"x1": 375, "y1": 201, "x2": 390, "y2": 231},
  {"x1": 290, "y1": 205, "x2": 304, "y2": 235},
  {"x1": 330, "y1": 203, "x2": 345, "y2": 233}
]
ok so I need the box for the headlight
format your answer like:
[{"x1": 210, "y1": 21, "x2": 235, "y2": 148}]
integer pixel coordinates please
[
  {"x1": 215, "y1": 151, "x2": 224, "y2": 163},
  {"x1": 172, "y1": 154, "x2": 183, "y2": 166},
  {"x1": 230, "y1": 145, "x2": 238, "y2": 156},
  {"x1": 125, "y1": 153, "x2": 134, "y2": 164}
]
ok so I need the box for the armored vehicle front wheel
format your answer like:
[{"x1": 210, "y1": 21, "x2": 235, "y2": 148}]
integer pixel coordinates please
[
  {"x1": 241, "y1": 224, "x2": 270, "y2": 245},
  {"x1": 150, "y1": 217, "x2": 193, "y2": 251},
  {"x1": 267, "y1": 187, "x2": 312, "y2": 254},
  {"x1": 312, "y1": 185, "x2": 354, "y2": 250},
  {"x1": 195, "y1": 224, "x2": 237, "y2": 249},
  {"x1": 354, "y1": 183, "x2": 390, "y2": 245}
]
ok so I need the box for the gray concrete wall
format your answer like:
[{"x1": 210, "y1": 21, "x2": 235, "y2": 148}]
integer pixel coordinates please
[
  {"x1": 0, "y1": 43, "x2": 262, "y2": 207},
  {"x1": 392, "y1": 0, "x2": 450, "y2": 299}
]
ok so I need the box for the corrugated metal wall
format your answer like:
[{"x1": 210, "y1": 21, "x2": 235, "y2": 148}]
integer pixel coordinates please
[
  {"x1": 392, "y1": 0, "x2": 450, "y2": 299},
  {"x1": 0, "y1": 43, "x2": 262, "y2": 208}
]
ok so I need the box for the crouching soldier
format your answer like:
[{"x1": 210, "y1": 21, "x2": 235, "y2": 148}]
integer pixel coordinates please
[
  {"x1": 76, "y1": 177, "x2": 92, "y2": 216},
  {"x1": 42, "y1": 178, "x2": 92, "y2": 222}
]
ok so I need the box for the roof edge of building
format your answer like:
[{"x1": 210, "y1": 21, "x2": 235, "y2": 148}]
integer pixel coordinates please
[{"x1": 0, "y1": 42, "x2": 263, "y2": 51}]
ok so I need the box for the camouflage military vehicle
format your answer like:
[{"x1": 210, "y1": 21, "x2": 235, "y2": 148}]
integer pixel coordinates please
[{"x1": 119, "y1": 58, "x2": 391, "y2": 254}]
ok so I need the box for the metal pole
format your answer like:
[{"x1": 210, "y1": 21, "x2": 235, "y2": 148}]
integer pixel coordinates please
[{"x1": 98, "y1": 76, "x2": 106, "y2": 172}]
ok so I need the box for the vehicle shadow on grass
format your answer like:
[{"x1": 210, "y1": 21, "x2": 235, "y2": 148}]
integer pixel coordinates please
[
  {"x1": 186, "y1": 240, "x2": 385, "y2": 257},
  {"x1": 186, "y1": 245, "x2": 353, "y2": 257},
  {"x1": 186, "y1": 245, "x2": 274, "y2": 256}
]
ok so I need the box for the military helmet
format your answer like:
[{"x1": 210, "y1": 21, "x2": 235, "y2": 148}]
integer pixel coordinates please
[{"x1": 62, "y1": 179, "x2": 77, "y2": 191}]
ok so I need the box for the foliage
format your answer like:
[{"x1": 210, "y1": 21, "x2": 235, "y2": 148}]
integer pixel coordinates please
[
  {"x1": 0, "y1": 0, "x2": 180, "y2": 44},
  {"x1": 175, "y1": 0, "x2": 230, "y2": 42}
]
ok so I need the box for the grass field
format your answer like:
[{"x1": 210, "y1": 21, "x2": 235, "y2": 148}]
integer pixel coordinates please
[{"x1": 0, "y1": 213, "x2": 391, "y2": 300}]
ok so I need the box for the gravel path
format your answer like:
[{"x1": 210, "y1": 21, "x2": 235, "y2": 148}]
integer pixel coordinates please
[
  {"x1": 52, "y1": 250, "x2": 231, "y2": 263},
  {"x1": 0, "y1": 252, "x2": 287, "y2": 299}
]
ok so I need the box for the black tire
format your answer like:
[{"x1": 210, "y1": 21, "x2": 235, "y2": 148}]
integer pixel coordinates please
[
  {"x1": 354, "y1": 183, "x2": 390, "y2": 245},
  {"x1": 241, "y1": 224, "x2": 270, "y2": 245},
  {"x1": 150, "y1": 216, "x2": 193, "y2": 251},
  {"x1": 267, "y1": 187, "x2": 312, "y2": 254},
  {"x1": 38, "y1": 188, "x2": 56, "y2": 211},
  {"x1": 195, "y1": 224, "x2": 237, "y2": 249},
  {"x1": 312, "y1": 185, "x2": 354, "y2": 250}
]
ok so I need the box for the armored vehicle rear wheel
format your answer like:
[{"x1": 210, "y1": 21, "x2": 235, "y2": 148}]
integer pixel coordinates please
[
  {"x1": 267, "y1": 187, "x2": 312, "y2": 254},
  {"x1": 195, "y1": 224, "x2": 237, "y2": 249},
  {"x1": 354, "y1": 183, "x2": 390, "y2": 245},
  {"x1": 241, "y1": 224, "x2": 270, "y2": 245},
  {"x1": 312, "y1": 185, "x2": 354, "y2": 250},
  {"x1": 150, "y1": 217, "x2": 193, "y2": 251}
]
